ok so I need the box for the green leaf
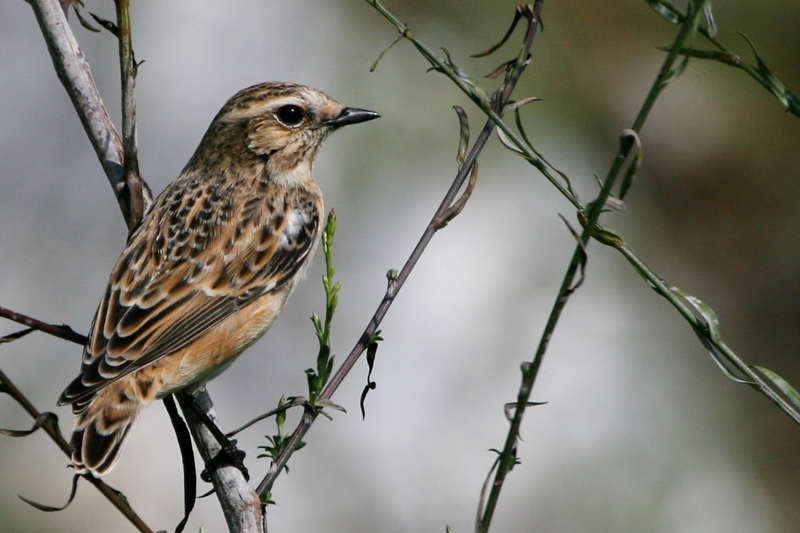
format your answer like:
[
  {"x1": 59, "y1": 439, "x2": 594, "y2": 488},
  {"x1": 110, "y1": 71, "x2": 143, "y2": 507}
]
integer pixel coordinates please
[
  {"x1": 702, "y1": 3, "x2": 717, "y2": 37},
  {"x1": 618, "y1": 138, "x2": 643, "y2": 201},
  {"x1": 591, "y1": 223, "x2": 624, "y2": 248},
  {"x1": 738, "y1": 32, "x2": 800, "y2": 117},
  {"x1": 496, "y1": 126, "x2": 535, "y2": 162},
  {"x1": 453, "y1": 105, "x2": 470, "y2": 169}
]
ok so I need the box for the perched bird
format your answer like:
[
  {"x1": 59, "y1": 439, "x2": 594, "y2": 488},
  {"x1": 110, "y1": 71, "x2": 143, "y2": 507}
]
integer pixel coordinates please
[{"x1": 57, "y1": 82, "x2": 379, "y2": 476}]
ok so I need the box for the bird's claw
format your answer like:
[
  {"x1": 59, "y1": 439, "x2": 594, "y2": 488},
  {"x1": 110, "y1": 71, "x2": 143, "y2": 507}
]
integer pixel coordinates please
[{"x1": 201, "y1": 442, "x2": 249, "y2": 482}]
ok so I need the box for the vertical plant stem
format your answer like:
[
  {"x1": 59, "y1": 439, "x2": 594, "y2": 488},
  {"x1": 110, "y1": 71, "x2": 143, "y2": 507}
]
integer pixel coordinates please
[
  {"x1": 478, "y1": 133, "x2": 631, "y2": 532},
  {"x1": 114, "y1": 0, "x2": 147, "y2": 232}
]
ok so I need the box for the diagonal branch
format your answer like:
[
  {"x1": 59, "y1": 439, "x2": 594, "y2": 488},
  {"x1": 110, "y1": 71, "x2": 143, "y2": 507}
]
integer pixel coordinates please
[{"x1": 255, "y1": 0, "x2": 544, "y2": 499}]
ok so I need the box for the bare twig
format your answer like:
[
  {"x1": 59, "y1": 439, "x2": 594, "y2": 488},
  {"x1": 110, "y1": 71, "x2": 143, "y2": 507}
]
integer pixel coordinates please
[
  {"x1": 226, "y1": 397, "x2": 305, "y2": 438},
  {"x1": 0, "y1": 306, "x2": 87, "y2": 345},
  {"x1": 114, "y1": 0, "x2": 150, "y2": 233}
]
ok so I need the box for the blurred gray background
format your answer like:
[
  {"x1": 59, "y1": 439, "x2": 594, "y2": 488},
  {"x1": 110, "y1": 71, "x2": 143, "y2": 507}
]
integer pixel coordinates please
[{"x1": 2, "y1": 1, "x2": 800, "y2": 532}]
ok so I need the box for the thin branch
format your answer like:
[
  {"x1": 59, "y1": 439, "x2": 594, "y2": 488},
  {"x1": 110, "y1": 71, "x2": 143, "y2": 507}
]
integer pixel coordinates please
[
  {"x1": 362, "y1": 0, "x2": 800, "y2": 435},
  {"x1": 114, "y1": 0, "x2": 150, "y2": 232},
  {"x1": 477, "y1": 3, "x2": 706, "y2": 528},
  {"x1": 478, "y1": 127, "x2": 640, "y2": 532},
  {"x1": 0, "y1": 306, "x2": 87, "y2": 345},
  {"x1": 255, "y1": 0, "x2": 544, "y2": 499},
  {"x1": 649, "y1": 0, "x2": 800, "y2": 117},
  {"x1": 615, "y1": 241, "x2": 800, "y2": 425}
]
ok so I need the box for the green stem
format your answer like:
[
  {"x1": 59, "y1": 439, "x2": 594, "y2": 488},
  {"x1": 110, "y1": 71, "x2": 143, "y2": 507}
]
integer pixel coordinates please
[
  {"x1": 479, "y1": 130, "x2": 635, "y2": 532},
  {"x1": 616, "y1": 242, "x2": 800, "y2": 424},
  {"x1": 480, "y1": 3, "x2": 707, "y2": 531},
  {"x1": 632, "y1": 0, "x2": 703, "y2": 131}
]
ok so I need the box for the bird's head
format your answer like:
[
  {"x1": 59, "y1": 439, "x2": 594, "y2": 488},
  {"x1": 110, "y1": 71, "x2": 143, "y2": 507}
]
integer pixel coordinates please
[{"x1": 193, "y1": 82, "x2": 379, "y2": 183}]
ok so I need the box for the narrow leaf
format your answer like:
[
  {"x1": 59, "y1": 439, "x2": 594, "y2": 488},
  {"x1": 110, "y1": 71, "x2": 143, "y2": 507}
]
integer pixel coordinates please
[
  {"x1": 672, "y1": 287, "x2": 753, "y2": 384},
  {"x1": 472, "y1": 7, "x2": 523, "y2": 57},
  {"x1": 658, "y1": 46, "x2": 741, "y2": 67},
  {"x1": 618, "y1": 135, "x2": 643, "y2": 201},
  {"x1": 737, "y1": 32, "x2": 800, "y2": 117},
  {"x1": 644, "y1": 0, "x2": 682, "y2": 24},
  {"x1": 453, "y1": 105, "x2": 470, "y2": 168},
  {"x1": 19, "y1": 474, "x2": 81, "y2": 512},
  {"x1": 0, "y1": 412, "x2": 61, "y2": 438},
  {"x1": 89, "y1": 12, "x2": 119, "y2": 36},
  {"x1": 558, "y1": 214, "x2": 588, "y2": 296},
  {"x1": 370, "y1": 33, "x2": 404, "y2": 72},
  {"x1": 0, "y1": 328, "x2": 34, "y2": 345},
  {"x1": 702, "y1": 3, "x2": 717, "y2": 37},
  {"x1": 504, "y1": 96, "x2": 542, "y2": 113}
]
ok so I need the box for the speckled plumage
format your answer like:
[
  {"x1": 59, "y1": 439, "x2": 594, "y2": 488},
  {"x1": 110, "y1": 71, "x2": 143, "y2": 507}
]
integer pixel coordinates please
[{"x1": 57, "y1": 82, "x2": 379, "y2": 475}]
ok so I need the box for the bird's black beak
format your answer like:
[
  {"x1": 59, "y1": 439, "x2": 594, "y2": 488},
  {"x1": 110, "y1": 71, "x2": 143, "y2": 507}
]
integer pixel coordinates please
[{"x1": 323, "y1": 107, "x2": 380, "y2": 127}]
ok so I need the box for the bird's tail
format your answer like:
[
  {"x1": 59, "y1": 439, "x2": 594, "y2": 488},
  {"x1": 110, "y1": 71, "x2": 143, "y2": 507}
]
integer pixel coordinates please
[{"x1": 69, "y1": 381, "x2": 150, "y2": 476}]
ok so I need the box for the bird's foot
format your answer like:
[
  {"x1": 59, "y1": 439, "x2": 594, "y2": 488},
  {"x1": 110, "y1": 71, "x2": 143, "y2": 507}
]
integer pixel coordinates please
[{"x1": 201, "y1": 439, "x2": 249, "y2": 482}]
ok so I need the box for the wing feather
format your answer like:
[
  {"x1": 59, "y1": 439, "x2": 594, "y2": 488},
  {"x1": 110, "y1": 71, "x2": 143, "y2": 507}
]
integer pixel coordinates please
[{"x1": 59, "y1": 176, "x2": 321, "y2": 407}]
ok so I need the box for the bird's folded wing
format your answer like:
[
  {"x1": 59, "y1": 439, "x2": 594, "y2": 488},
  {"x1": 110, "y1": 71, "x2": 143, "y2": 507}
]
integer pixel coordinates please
[{"x1": 59, "y1": 190, "x2": 319, "y2": 407}]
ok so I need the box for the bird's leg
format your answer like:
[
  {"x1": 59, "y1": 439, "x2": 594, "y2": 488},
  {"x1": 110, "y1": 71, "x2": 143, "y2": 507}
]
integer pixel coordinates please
[{"x1": 187, "y1": 396, "x2": 250, "y2": 482}]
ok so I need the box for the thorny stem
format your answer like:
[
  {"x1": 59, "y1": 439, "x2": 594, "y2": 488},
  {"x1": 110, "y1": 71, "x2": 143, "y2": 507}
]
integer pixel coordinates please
[{"x1": 256, "y1": 0, "x2": 544, "y2": 500}]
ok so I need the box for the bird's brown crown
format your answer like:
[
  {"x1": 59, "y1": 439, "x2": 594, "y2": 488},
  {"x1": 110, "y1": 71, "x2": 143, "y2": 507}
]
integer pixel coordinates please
[{"x1": 186, "y1": 82, "x2": 350, "y2": 183}]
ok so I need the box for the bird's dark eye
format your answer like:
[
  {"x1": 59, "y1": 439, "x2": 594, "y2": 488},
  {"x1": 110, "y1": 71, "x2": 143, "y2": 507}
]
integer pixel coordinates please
[{"x1": 277, "y1": 105, "x2": 304, "y2": 126}]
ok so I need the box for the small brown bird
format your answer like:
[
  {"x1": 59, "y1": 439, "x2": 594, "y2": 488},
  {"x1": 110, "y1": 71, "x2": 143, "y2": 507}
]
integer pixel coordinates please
[{"x1": 58, "y1": 82, "x2": 379, "y2": 476}]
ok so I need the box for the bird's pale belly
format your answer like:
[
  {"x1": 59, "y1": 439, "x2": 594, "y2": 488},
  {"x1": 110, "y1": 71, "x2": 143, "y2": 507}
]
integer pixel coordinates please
[{"x1": 151, "y1": 285, "x2": 292, "y2": 399}]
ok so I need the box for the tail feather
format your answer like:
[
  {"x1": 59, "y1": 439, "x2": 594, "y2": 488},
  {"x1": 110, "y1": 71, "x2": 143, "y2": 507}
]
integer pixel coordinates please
[{"x1": 68, "y1": 381, "x2": 149, "y2": 476}]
